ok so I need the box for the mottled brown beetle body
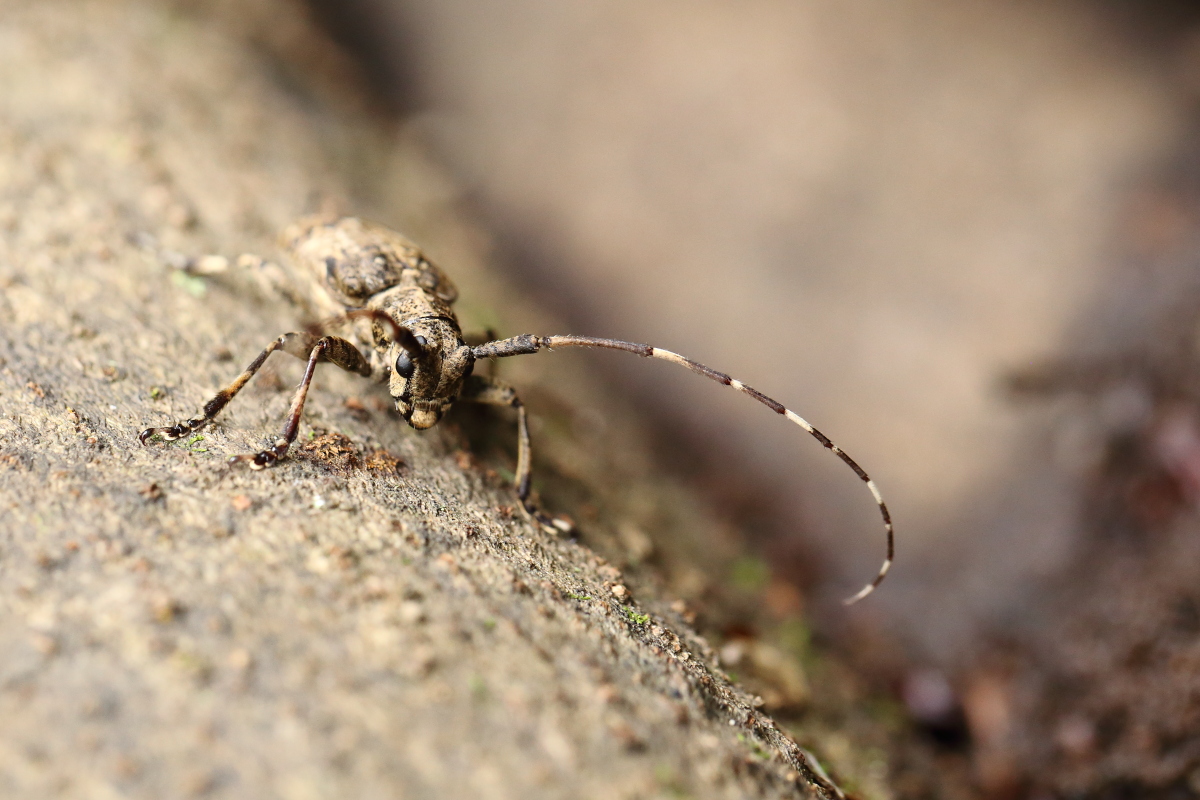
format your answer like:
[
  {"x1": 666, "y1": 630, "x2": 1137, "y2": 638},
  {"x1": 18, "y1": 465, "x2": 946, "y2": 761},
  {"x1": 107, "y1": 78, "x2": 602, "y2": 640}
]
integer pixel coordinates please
[
  {"x1": 281, "y1": 217, "x2": 474, "y2": 429},
  {"x1": 141, "y1": 216, "x2": 895, "y2": 602},
  {"x1": 282, "y1": 216, "x2": 457, "y2": 311}
]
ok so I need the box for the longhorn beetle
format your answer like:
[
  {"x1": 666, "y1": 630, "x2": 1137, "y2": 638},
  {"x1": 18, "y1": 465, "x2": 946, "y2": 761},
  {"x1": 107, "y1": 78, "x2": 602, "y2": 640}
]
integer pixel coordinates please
[{"x1": 140, "y1": 216, "x2": 893, "y2": 603}]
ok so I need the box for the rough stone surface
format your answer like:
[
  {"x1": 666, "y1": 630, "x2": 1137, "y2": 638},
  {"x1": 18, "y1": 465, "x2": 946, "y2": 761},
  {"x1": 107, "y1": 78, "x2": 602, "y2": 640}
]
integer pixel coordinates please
[{"x1": 0, "y1": 1, "x2": 874, "y2": 797}]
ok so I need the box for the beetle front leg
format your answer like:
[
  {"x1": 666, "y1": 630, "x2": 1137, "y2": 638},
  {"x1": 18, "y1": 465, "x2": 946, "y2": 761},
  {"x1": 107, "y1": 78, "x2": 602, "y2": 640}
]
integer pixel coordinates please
[
  {"x1": 459, "y1": 375, "x2": 571, "y2": 534},
  {"x1": 141, "y1": 333, "x2": 371, "y2": 470},
  {"x1": 228, "y1": 335, "x2": 372, "y2": 469},
  {"x1": 139, "y1": 331, "x2": 320, "y2": 444}
]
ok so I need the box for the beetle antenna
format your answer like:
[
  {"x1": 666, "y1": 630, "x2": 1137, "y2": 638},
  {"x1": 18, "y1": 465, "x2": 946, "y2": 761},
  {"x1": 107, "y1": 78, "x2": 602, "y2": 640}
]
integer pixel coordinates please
[
  {"x1": 333, "y1": 309, "x2": 424, "y2": 356},
  {"x1": 472, "y1": 333, "x2": 893, "y2": 604}
]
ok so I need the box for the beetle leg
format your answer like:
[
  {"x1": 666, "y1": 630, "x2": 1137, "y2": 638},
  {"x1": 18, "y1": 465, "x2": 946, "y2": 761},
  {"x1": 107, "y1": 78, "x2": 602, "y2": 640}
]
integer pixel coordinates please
[
  {"x1": 140, "y1": 334, "x2": 371, "y2": 469},
  {"x1": 459, "y1": 374, "x2": 571, "y2": 534}
]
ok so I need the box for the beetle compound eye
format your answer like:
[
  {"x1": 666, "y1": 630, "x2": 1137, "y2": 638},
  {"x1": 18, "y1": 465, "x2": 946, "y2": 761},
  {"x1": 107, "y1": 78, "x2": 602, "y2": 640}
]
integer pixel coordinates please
[{"x1": 394, "y1": 350, "x2": 415, "y2": 378}]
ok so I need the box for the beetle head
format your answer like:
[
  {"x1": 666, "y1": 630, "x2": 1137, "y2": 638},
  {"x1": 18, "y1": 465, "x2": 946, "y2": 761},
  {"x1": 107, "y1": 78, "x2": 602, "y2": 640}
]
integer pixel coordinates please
[{"x1": 388, "y1": 324, "x2": 474, "y2": 430}]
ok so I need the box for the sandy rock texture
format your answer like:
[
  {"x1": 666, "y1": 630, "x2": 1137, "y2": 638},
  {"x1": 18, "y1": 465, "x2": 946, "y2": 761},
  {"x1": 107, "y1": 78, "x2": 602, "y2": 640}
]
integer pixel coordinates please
[{"x1": 0, "y1": 1, "x2": 874, "y2": 797}]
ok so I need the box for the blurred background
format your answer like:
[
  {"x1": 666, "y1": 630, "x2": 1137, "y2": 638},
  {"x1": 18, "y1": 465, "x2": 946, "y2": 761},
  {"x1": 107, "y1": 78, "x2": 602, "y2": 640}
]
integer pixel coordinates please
[{"x1": 300, "y1": 1, "x2": 1200, "y2": 795}]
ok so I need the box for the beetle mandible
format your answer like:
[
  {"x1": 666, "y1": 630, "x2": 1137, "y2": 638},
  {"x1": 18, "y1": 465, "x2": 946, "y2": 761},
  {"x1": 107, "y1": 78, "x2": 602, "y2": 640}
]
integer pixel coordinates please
[{"x1": 140, "y1": 216, "x2": 893, "y2": 603}]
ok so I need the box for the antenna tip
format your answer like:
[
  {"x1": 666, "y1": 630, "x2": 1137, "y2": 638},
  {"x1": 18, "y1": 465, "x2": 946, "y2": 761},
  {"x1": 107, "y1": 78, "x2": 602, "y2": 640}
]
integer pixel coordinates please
[{"x1": 841, "y1": 583, "x2": 877, "y2": 606}]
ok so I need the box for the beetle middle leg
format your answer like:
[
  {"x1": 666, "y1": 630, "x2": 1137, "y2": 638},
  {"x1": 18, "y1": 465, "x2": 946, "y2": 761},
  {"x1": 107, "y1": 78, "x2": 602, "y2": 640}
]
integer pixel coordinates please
[
  {"x1": 140, "y1": 332, "x2": 371, "y2": 468},
  {"x1": 459, "y1": 374, "x2": 571, "y2": 533}
]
